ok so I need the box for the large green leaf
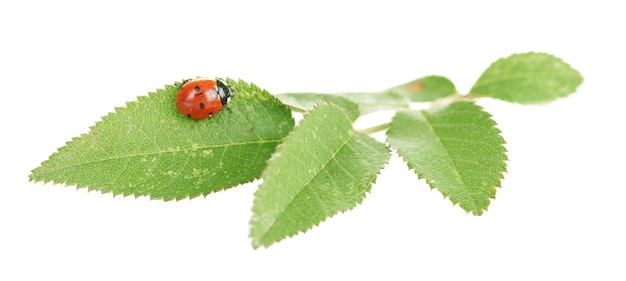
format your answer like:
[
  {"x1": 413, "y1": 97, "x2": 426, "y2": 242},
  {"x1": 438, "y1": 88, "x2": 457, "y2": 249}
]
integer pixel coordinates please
[
  {"x1": 470, "y1": 52, "x2": 583, "y2": 104},
  {"x1": 250, "y1": 102, "x2": 390, "y2": 248},
  {"x1": 29, "y1": 78, "x2": 294, "y2": 200},
  {"x1": 387, "y1": 101, "x2": 507, "y2": 215}
]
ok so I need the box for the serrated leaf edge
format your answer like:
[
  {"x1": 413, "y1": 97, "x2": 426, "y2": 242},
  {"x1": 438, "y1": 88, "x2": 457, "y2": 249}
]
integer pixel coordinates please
[{"x1": 388, "y1": 102, "x2": 508, "y2": 215}]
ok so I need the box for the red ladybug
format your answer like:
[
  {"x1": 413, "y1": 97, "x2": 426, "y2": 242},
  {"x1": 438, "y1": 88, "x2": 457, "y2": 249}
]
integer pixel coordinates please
[{"x1": 175, "y1": 78, "x2": 234, "y2": 120}]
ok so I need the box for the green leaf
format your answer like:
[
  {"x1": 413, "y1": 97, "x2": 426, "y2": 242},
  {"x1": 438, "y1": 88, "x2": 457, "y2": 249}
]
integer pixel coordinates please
[
  {"x1": 29, "y1": 78, "x2": 294, "y2": 200},
  {"x1": 386, "y1": 101, "x2": 507, "y2": 215},
  {"x1": 337, "y1": 91, "x2": 410, "y2": 114},
  {"x1": 470, "y1": 52, "x2": 583, "y2": 104},
  {"x1": 250, "y1": 102, "x2": 390, "y2": 248},
  {"x1": 277, "y1": 91, "x2": 409, "y2": 116},
  {"x1": 389, "y1": 75, "x2": 458, "y2": 102},
  {"x1": 275, "y1": 93, "x2": 360, "y2": 120}
]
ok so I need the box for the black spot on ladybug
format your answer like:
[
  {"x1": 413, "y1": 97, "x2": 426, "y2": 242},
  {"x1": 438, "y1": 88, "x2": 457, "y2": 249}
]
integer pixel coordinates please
[
  {"x1": 199, "y1": 103, "x2": 205, "y2": 109},
  {"x1": 187, "y1": 114, "x2": 192, "y2": 118},
  {"x1": 194, "y1": 86, "x2": 200, "y2": 92}
]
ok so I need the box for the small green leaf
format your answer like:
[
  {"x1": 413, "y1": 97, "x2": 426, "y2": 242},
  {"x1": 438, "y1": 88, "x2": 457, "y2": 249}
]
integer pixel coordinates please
[
  {"x1": 250, "y1": 102, "x2": 390, "y2": 248},
  {"x1": 387, "y1": 101, "x2": 507, "y2": 215},
  {"x1": 29, "y1": 78, "x2": 294, "y2": 200},
  {"x1": 277, "y1": 91, "x2": 409, "y2": 116},
  {"x1": 470, "y1": 52, "x2": 583, "y2": 104},
  {"x1": 389, "y1": 75, "x2": 458, "y2": 102}
]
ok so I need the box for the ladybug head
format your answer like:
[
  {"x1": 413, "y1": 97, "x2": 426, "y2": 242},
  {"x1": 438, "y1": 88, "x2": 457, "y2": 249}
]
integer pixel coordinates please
[{"x1": 216, "y1": 79, "x2": 235, "y2": 106}]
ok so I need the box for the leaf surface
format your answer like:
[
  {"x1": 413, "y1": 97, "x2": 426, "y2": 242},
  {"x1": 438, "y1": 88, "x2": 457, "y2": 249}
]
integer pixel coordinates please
[
  {"x1": 470, "y1": 52, "x2": 583, "y2": 104},
  {"x1": 29, "y1": 79, "x2": 294, "y2": 200},
  {"x1": 387, "y1": 101, "x2": 507, "y2": 215},
  {"x1": 250, "y1": 102, "x2": 389, "y2": 248},
  {"x1": 389, "y1": 75, "x2": 457, "y2": 102}
]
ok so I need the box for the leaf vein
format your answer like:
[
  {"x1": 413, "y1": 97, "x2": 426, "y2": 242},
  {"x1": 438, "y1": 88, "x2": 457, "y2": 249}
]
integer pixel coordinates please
[
  {"x1": 420, "y1": 110, "x2": 481, "y2": 210},
  {"x1": 37, "y1": 139, "x2": 281, "y2": 177}
]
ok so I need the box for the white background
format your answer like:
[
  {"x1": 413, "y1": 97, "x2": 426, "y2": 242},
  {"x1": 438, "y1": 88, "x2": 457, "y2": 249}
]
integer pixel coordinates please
[{"x1": 1, "y1": 0, "x2": 624, "y2": 280}]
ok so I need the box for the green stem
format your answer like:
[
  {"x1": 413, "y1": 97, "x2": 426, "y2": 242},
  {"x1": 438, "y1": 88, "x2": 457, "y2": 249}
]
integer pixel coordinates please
[
  {"x1": 429, "y1": 93, "x2": 479, "y2": 109},
  {"x1": 357, "y1": 122, "x2": 389, "y2": 134},
  {"x1": 461, "y1": 93, "x2": 481, "y2": 100},
  {"x1": 355, "y1": 93, "x2": 482, "y2": 135}
]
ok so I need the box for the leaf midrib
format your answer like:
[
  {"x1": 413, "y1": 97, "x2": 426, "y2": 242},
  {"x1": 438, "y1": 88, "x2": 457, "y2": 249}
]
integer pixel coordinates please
[
  {"x1": 258, "y1": 130, "x2": 355, "y2": 243},
  {"x1": 256, "y1": 103, "x2": 356, "y2": 244},
  {"x1": 36, "y1": 139, "x2": 282, "y2": 176},
  {"x1": 420, "y1": 109, "x2": 481, "y2": 211},
  {"x1": 471, "y1": 71, "x2": 576, "y2": 92}
]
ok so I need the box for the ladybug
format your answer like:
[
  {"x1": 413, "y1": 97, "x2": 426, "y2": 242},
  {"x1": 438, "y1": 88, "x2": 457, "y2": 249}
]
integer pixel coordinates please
[{"x1": 175, "y1": 78, "x2": 235, "y2": 120}]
